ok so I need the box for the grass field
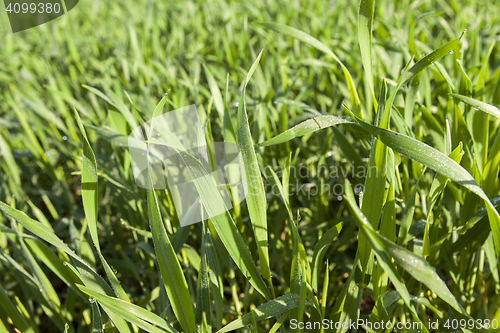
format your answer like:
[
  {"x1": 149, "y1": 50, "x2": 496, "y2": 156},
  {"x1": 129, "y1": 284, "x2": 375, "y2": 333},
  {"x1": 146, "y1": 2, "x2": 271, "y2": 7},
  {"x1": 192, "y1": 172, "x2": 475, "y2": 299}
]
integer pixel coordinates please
[{"x1": 1, "y1": 0, "x2": 500, "y2": 332}]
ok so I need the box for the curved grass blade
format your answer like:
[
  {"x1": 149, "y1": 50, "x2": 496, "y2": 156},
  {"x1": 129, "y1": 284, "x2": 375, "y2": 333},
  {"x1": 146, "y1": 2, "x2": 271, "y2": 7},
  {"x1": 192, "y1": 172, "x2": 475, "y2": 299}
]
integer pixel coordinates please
[
  {"x1": 423, "y1": 144, "x2": 463, "y2": 257},
  {"x1": 217, "y1": 294, "x2": 301, "y2": 333},
  {"x1": 450, "y1": 93, "x2": 500, "y2": 119},
  {"x1": 82, "y1": 85, "x2": 138, "y2": 130},
  {"x1": 148, "y1": 90, "x2": 171, "y2": 138},
  {"x1": 358, "y1": 0, "x2": 375, "y2": 100},
  {"x1": 77, "y1": 285, "x2": 179, "y2": 333},
  {"x1": 255, "y1": 22, "x2": 362, "y2": 117},
  {"x1": 358, "y1": 82, "x2": 387, "y2": 284},
  {"x1": 344, "y1": 180, "x2": 466, "y2": 324}
]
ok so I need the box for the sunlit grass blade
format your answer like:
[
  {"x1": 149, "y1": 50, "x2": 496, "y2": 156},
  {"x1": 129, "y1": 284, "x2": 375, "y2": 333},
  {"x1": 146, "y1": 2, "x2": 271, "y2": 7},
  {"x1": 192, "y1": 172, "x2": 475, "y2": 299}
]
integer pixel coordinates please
[
  {"x1": 450, "y1": 93, "x2": 500, "y2": 119},
  {"x1": 358, "y1": 0, "x2": 375, "y2": 102},
  {"x1": 256, "y1": 115, "x2": 355, "y2": 147},
  {"x1": 347, "y1": 107, "x2": 500, "y2": 256},
  {"x1": 203, "y1": 64, "x2": 224, "y2": 121}
]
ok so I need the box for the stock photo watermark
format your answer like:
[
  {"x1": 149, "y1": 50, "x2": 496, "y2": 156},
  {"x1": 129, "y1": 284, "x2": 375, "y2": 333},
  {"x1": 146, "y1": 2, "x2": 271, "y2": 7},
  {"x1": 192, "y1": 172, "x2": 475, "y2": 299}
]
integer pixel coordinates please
[{"x1": 128, "y1": 104, "x2": 376, "y2": 227}]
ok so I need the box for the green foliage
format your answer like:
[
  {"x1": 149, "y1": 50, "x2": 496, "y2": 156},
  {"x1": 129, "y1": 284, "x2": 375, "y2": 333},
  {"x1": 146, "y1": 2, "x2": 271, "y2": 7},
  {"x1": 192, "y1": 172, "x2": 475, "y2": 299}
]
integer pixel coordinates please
[{"x1": 1, "y1": 0, "x2": 500, "y2": 332}]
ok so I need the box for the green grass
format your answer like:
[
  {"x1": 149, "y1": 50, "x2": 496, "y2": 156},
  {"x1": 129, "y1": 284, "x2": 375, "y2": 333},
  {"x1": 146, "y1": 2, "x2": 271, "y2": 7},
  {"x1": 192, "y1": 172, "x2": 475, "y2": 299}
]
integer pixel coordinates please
[{"x1": 1, "y1": 0, "x2": 500, "y2": 332}]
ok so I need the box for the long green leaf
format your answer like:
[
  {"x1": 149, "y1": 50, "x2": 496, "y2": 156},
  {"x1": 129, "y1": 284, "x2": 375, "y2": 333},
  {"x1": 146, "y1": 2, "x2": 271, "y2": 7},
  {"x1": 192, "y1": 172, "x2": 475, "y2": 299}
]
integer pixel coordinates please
[
  {"x1": 255, "y1": 22, "x2": 362, "y2": 117},
  {"x1": 256, "y1": 115, "x2": 355, "y2": 147},
  {"x1": 0, "y1": 202, "x2": 133, "y2": 333},
  {"x1": 236, "y1": 49, "x2": 272, "y2": 283},
  {"x1": 450, "y1": 93, "x2": 500, "y2": 119},
  {"x1": 358, "y1": 0, "x2": 375, "y2": 99},
  {"x1": 345, "y1": 179, "x2": 467, "y2": 323}
]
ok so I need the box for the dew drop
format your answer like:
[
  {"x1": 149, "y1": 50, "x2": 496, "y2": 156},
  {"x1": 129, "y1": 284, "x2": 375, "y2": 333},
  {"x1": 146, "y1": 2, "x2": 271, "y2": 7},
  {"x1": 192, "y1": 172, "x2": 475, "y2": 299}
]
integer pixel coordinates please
[
  {"x1": 39, "y1": 289, "x2": 43, "y2": 292},
  {"x1": 354, "y1": 187, "x2": 361, "y2": 194},
  {"x1": 449, "y1": 50, "x2": 454, "y2": 54},
  {"x1": 63, "y1": 262, "x2": 68, "y2": 266},
  {"x1": 291, "y1": 101, "x2": 295, "y2": 104},
  {"x1": 62, "y1": 136, "x2": 68, "y2": 141},
  {"x1": 337, "y1": 195, "x2": 343, "y2": 201},
  {"x1": 464, "y1": 28, "x2": 468, "y2": 32},
  {"x1": 89, "y1": 297, "x2": 96, "y2": 304},
  {"x1": 235, "y1": 102, "x2": 239, "y2": 107}
]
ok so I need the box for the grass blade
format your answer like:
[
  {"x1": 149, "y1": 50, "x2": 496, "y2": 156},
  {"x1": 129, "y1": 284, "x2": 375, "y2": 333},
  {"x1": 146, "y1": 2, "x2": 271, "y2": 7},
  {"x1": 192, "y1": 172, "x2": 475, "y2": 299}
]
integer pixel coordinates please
[
  {"x1": 147, "y1": 174, "x2": 196, "y2": 333},
  {"x1": 77, "y1": 285, "x2": 178, "y2": 333},
  {"x1": 347, "y1": 108, "x2": 500, "y2": 257},
  {"x1": 217, "y1": 294, "x2": 301, "y2": 333}
]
